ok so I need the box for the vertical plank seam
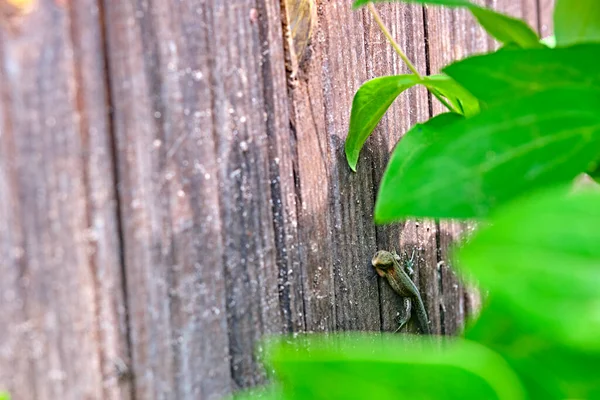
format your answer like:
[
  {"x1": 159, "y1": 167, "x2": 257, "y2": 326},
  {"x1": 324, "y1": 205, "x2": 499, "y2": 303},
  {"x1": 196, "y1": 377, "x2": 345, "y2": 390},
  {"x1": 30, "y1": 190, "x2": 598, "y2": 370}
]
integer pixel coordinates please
[
  {"x1": 421, "y1": 6, "x2": 434, "y2": 117},
  {"x1": 258, "y1": 0, "x2": 298, "y2": 334},
  {"x1": 421, "y1": 5, "x2": 444, "y2": 334},
  {"x1": 360, "y1": 5, "x2": 385, "y2": 333},
  {"x1": 277, "y1": 0, "x2": 309, "y2": 333},
  {"x1": 65, "y1": 2, "x2": 107, "y2": 397},
  {"x1": 286, "y1": 0, "x2": 339, "y2": 332},
  {"x1": 97, "y1": 1, "x2": 137, "y2": 398},
  {"x1": 286, "y1": 117, "x2": 309, "y2": 333}
]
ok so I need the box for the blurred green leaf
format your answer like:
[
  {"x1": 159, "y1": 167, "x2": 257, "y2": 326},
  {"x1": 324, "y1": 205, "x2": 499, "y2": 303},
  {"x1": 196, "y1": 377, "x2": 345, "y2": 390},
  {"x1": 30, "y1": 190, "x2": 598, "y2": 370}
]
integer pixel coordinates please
[
  {"x1": 456, "y1": 188, "x2": 600, "y2": 398},
  {"x1": 587, "y1": 164, "x2": 600, "y2": 184},
  {"x1": 345, "y1": 75, "x2": 420, "y2": 172},
  {"x1": 264, "y1": 334, "x2": 526, "y2": 400},
  {"x1": 353, "y1": 0, "x2": 541, "y2": 48},
  {"x1": 465, "y1": 300, "x2": 600, "y2": 400},
  {"x1": 457, "y1": 188, "x2": 600, "y2": 351},
  {"x1": 443, "y1": 44, "x2": 600, "y2": 105},
  {"x1": 554, "y1": 0, "x2": 600, "y2": 46},
  {"x1": 375, "y1": 88, "x2": 600, "y2": 221},
  {"x1": 467, "y1": 6, "x2": 542, "y2": 49},
  {"x1": 0, "y1": 392, "x2": 9, "y2": 400}
]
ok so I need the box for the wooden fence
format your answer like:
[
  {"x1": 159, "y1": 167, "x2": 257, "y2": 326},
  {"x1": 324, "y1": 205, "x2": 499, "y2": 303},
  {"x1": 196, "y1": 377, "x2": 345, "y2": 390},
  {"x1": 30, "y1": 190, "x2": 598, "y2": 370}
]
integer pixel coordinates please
[{"x1": 0, "y1": 0, "x2": 553, "y2": 398}]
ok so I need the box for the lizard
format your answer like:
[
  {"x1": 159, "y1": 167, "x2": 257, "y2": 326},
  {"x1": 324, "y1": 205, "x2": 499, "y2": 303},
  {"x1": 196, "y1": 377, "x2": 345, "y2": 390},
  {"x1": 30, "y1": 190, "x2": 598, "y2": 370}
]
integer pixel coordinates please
[{"x1": 372, "y1": 250, "x2": 431, "y2": 334}]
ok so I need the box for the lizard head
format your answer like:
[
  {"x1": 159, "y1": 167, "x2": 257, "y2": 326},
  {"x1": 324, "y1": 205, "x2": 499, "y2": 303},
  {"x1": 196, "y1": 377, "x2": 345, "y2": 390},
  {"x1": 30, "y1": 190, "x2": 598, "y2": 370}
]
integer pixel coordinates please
[{"x1": 371, "y1": 250, "x2": 395, "y2": 277}]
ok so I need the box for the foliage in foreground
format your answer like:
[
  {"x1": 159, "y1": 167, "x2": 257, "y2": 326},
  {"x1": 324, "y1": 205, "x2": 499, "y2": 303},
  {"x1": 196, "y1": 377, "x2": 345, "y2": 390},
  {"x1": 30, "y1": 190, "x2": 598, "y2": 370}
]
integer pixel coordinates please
[{"x1": 239, "y1": 0, "x2": 600, "y2": 399}]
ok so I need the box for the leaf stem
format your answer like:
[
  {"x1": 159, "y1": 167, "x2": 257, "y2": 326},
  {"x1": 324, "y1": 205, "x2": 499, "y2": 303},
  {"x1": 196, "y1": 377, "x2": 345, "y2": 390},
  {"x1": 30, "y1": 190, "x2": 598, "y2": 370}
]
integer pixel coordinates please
[
  {"x1": 367, "y1": 3, "x2": 457, "y2": 113},
  {"x1": 368, "y1": 3, "x2": 422, "y2": 78}
]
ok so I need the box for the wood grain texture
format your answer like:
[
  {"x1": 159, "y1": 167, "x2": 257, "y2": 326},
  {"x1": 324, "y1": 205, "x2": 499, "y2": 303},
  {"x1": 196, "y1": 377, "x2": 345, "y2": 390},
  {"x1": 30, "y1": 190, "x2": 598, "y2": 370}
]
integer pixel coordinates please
[
  {"x1": 102, "y1": 0, "x2": 303, "y2": 395},
  {"x1": 0, "y1": 0, "x2": 554, "y2": 398},
  {"x1": 102, "y1": 1, "x2": 236, "y2": 397},
  {"x1": 312, "y1": 1, "x2": 382, "y2": 332},
  {"x1": 287, "y1": 0, "x2": 381, "y2": 334},
  {"x1": 0, "y1": 0, "x2": 130, "y2": 399}
]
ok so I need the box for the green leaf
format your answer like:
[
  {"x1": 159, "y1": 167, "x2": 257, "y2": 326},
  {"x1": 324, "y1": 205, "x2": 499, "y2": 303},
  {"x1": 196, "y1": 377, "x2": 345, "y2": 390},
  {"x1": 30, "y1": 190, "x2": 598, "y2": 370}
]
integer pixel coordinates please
[
  {"x1": 353, "y1": 0, "x2": 541, "y2": 48},
  {"x1": 375, "y1": 112, "x2": 463, "y2": 221},
  {"x1": 422, "y1": 75, "x2": 480, "y2": 117},
  {"x1": 467, "y1": 6, "x2": 542, "y2": 48},
  {"x1": 345, "y1": 74, "x2": 478, "y2": 172},
  {"x1": 266, "y1": 334, "x2": 527, "y2": 400},
  {"x1": 457, "y1": 188, "x2": 600, "y2": 398},
  {"x1": 345, "y1": 75, "x2": 421, "y2": 172},
  {"x1": 0, "y1": 393, "x2": 9, "y2": 400},
  {"x1": 374, "y1": 88, "x2": 600, "y2": 221},
  {"x1": 444, "y1": 44, "x2": 600, "y2": 105},
  {"x1": 554, "y1": 0, "x2": 600, "y2": 46},
  {"x1": 458, "y1": 188, "x2": 600, "y2": 351},
  {"x1": 466, "y1": 300, "x2": 600, "y2": 400}
]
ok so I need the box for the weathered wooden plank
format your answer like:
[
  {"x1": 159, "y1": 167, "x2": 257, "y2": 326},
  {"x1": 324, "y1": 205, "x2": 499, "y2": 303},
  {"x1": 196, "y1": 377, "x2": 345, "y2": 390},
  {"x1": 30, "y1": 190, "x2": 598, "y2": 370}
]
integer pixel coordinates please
[
  {"x1": 286, "y1": 0, "x2": 383, "y2": 333},
  {"x1": 208, "y1": 1, "x2": 282, "y2": 389},
  {"x1": 101, "y1": 0, "x2": 240, "y2": 397},
  {"x1": 322, "y1": 2, "x2": 383, "y2": 333},
  {"x1": 284, "y1": 8, "x2": 337, "y2": 333},
  {"x1": 258, "y1": 0, "x2": 305, "y2": 337},
  {"x1": 0, "y1": 65, "x2": 35, "y2": 400},
  {"x1": 210, "y1": 0, "x2": 299, "y2": 389},
  {"x1": 0, "y1": 0, "x2": 130, "y2": 398},
  {"x1": 359, "y1": 3, "x2": 439, "y2": 334},
  {"x1": 103, "y1": 0, "x2": 302, "y2": 395}
]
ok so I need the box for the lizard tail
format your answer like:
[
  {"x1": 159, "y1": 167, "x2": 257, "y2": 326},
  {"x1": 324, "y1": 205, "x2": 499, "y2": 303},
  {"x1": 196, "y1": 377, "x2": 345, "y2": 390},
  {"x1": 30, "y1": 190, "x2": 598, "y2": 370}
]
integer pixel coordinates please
[{"x1": 414, "y1": 295, "x2": 431, "y2": 334}]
